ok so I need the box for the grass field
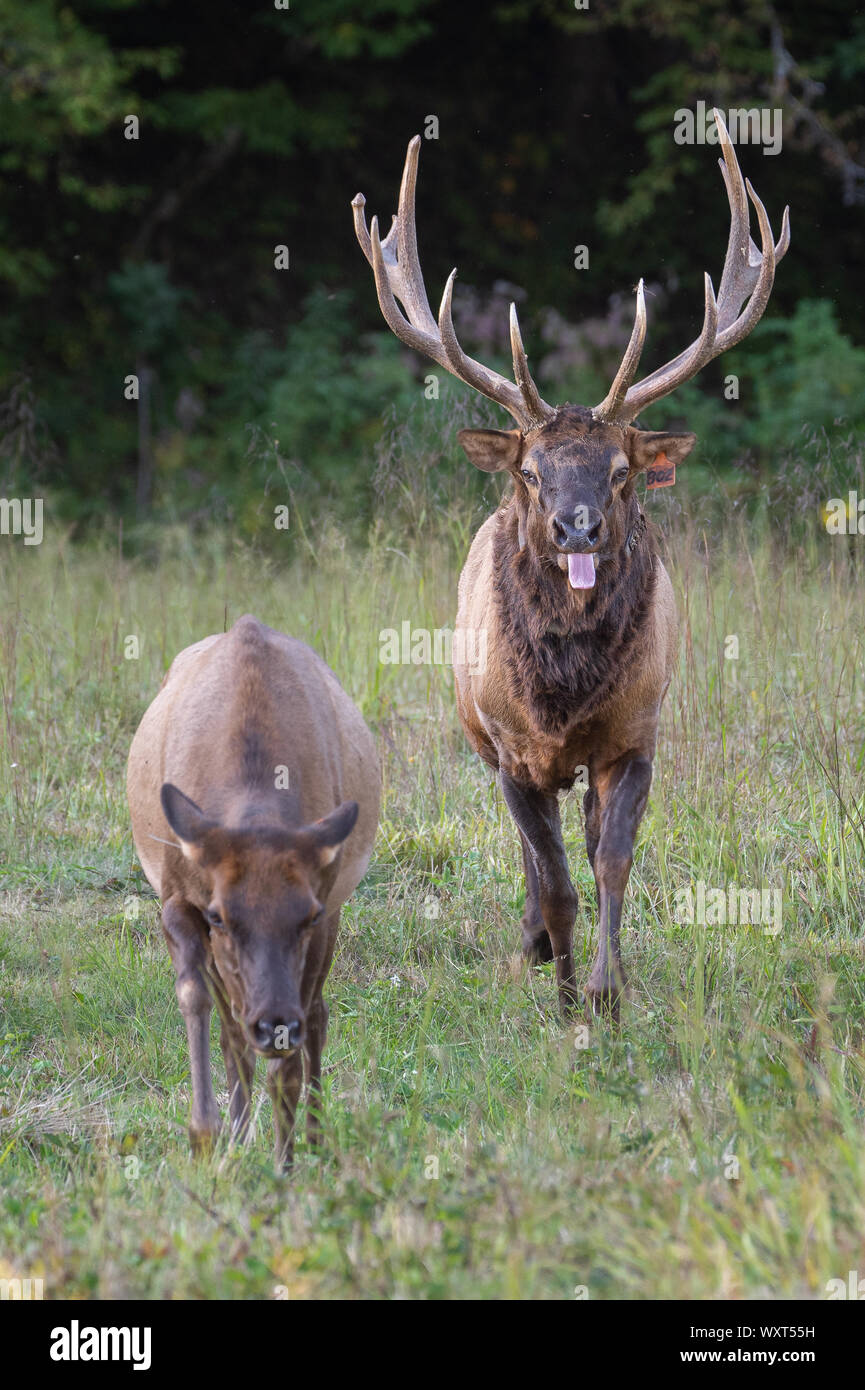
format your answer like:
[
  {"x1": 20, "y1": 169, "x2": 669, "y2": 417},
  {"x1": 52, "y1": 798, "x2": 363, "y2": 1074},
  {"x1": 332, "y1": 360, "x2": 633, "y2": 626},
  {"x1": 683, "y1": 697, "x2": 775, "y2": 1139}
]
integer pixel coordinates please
[{"x1": 1, "y1": 475, "x2": 864, "y2": 1299}]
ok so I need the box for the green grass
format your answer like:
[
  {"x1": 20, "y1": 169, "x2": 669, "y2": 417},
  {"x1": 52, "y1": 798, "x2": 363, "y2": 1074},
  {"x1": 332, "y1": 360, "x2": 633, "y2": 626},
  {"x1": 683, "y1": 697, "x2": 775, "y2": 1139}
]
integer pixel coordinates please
[{"x1": 1, "y1": 490, "x2": 864, "y2": 1299}]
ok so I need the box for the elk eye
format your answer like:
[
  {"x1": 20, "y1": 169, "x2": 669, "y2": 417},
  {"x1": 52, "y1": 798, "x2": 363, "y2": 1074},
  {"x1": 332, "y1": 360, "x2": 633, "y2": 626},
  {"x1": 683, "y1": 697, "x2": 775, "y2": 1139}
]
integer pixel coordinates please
[
  {"x1": 298, "y1": 908, "x2": 323, "y2": 938},
  {"x1": 613, "y1": 467, "x2": 629, "y2": 484},
  {"x1": 521, "y1": 469, "x2": 536, "y2": 484},
  {"x1": 205, "y1": 909, "x2": 223, "y2": 929}
]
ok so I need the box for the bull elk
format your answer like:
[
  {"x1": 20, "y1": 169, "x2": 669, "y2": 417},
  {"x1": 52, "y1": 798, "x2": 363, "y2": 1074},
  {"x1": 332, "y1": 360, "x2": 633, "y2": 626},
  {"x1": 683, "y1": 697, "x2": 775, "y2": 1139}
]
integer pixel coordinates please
[
  {"x1": 353, "y1": 111, "x2": 789, "y2": 1016},
  {"x1": 127, "y1": 615, "x2": 379, "y2": 1165}
]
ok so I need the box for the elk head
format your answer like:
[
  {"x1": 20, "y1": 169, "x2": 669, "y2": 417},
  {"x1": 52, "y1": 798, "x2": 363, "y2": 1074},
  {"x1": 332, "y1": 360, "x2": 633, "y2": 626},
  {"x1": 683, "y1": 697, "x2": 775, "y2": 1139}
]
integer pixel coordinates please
[
  {"x1": 352, "y1": 112, "x2": 789, "y2": 587},
  {"x1": 161, "y1": 783, "x2": 358, "y2": 1056}
]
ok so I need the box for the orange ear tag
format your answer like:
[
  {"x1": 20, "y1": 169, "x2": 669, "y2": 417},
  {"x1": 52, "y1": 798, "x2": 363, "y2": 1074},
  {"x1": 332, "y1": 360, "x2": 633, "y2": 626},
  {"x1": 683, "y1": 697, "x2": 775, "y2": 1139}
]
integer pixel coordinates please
[{"x1": 646, "y1": 451, "x2": 676, "y2": 489}]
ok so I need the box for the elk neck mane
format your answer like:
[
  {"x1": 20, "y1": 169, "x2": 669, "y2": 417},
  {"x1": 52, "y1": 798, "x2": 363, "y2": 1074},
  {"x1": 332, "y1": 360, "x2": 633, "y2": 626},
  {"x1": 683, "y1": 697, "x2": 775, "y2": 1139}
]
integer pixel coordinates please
[{"x1": 491, "y1": 489, "x2": 658, "y2": 736}]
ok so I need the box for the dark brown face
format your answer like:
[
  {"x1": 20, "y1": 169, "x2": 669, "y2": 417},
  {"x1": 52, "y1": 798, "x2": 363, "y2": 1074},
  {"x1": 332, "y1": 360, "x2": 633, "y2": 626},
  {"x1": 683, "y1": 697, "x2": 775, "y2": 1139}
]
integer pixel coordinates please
[
  {"x1": 458, "y1": 404, "x2": 696, "y2": 591},
  {"x1": 519, "y1": 417, "x2": 631, "y2": 589},
  {"x1": 160, "y1": 784, "x2": 359, "y2": 1057},
  {"x1": 200, "y1": 843, "x2": 323, "y2": 1056}
]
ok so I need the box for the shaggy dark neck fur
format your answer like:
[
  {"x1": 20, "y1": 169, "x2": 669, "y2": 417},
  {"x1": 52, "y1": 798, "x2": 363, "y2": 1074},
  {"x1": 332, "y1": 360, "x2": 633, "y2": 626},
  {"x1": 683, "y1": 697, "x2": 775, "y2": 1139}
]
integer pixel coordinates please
[{"x1": 492, "y1": 489, "x2": 658, "y2": 736}]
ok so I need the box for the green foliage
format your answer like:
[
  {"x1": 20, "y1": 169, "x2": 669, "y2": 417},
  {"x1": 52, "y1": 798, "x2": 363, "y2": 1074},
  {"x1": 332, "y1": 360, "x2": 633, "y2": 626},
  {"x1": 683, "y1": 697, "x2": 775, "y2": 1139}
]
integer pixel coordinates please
[
  {"x1": 292, "y1": 0, "x2": 435, "y2": 60},
  {"x1": 265, "y1": 289, "x2": 417, "y2": 482},
  {"x1": 0, "y1": 1, "x2": 176, "y2": 154},
  {"x1": 0, "y1": 0, "x2": 861, "y2": 527},
  {"x1": 107, "y1": 262, "x2": 184, "y2": 357},
  {"x1": 739, "y1": 300, "x2": 865, "y2": 452}
]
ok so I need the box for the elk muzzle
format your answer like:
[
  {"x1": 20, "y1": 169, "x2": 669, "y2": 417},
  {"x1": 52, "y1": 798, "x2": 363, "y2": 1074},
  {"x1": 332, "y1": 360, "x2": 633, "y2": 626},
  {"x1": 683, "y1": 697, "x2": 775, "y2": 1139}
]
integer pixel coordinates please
[
  {"x1": 550, "y1": 506, "x2": 606, "y2": 589},
  {"x1": 248, "y1": 1010, "x2": 305, "y2": 1056},
  {"x1": 239, "y1": 943, "x2": 308, "y2": 1056}
]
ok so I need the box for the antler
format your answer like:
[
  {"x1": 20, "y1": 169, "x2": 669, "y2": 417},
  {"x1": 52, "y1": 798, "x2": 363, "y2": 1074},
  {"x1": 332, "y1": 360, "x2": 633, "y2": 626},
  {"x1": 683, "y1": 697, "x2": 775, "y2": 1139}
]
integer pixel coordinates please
[
  {"x1": 593, "y1": 109, "x2": 790, "y2": 423},
  {"x1": 352, "y1": 136, "x2": 555, "y2": 432}
]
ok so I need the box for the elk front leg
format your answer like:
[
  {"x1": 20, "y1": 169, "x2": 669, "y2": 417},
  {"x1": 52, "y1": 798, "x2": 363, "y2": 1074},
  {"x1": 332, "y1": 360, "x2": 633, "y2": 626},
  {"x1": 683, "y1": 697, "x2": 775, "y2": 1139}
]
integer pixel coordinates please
[
  {"x1": 304, "y1": 995, "x2": 329, "y2": 1150},
  {"x1": 266, "y1": 1051, "x2": 304, "y2": 1170},
  {"x1": 501, "y1": 773, "x2": 578, "y2": 1014},
  {"x1": 219, "y1": 1012, "x2": 255, "y2": 1143},
  {"x1": 585, "y1": 753, "x2": 653, "y2": 1018},
  {"x1": 162, "y1": 895, "x2": 221, "y2": 1152},
  {"x1": 518, "y1": 828, "x2": 553, "y2": 962}
]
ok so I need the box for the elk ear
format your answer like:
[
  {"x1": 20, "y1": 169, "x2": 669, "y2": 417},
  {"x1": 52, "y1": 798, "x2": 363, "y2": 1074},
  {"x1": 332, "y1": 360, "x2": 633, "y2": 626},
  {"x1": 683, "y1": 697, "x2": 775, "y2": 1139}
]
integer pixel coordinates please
[
  {"x1": 160, "y1": 783, "x2": 217, "y2": 857},
  {"x1": 305, "y1": 800, "x2": 359, "y2": 867},
  {"x1": 457, "y1": 428, "x2": 523, "y2": 473},
  {"x1": 625, "y1": 429, "x2": 696, "y2": 473}
]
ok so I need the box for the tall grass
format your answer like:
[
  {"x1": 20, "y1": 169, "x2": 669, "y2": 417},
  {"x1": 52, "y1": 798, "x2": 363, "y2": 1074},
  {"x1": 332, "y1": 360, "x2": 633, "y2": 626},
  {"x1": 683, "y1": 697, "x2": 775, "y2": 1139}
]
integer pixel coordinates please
[{"x1": 0, "y1": 439, "x2": 864, "y2": 1298}]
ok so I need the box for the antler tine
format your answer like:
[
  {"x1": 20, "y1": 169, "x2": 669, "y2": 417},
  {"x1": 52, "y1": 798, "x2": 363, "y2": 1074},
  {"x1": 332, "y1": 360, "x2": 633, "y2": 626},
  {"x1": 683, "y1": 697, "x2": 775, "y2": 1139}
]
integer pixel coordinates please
[
  {"x1": 350, "y1": 191, "x2": 373, "y2": 263},
  {"x1": 368, "y1": 212, "x2": 438, "y2": 360},
  {"x1": 353, "y1": 137, "x2": 555, "y2": 432},
  {"x1": 592, "y1": 279, "x2": 647, "y2": 420},
  {"x1": 594, "y1": 108, "x2": 790, "y2": 424},
  {"x1": 613, "y1": 273, "x2": 719, "y2": 417},
  {"x1": 395, "y1": 135, "x2": 438, "y2": 337},
  {"x1": 510, "y1": 303, "x2": 555, "y2": 428},
  {"x1": 353, "y1": 148, "x2": 440, "y2": 349},
  {"x1": 714, "y1": 112, "x2": 789, "y2": 337},
  {"x1": 775, "y1": 202, "x2": 791, "y2": 261},
  {"x1": 714, "y1": 110, "x2": 751, "y2": 331},
  {"x1": 713, "y1": 177, "x2": 776, "y2": 352},
  {"x1": 436, "y1": 272, "x2": 553, "y2": 427}
]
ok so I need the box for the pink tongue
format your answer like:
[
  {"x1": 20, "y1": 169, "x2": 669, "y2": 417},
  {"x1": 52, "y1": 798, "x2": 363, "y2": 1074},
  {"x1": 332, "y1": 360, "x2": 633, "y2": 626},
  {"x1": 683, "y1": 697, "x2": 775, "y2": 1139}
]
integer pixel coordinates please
[{"x1": 567, "y1": 552, "x2": 596, "y2": 589}]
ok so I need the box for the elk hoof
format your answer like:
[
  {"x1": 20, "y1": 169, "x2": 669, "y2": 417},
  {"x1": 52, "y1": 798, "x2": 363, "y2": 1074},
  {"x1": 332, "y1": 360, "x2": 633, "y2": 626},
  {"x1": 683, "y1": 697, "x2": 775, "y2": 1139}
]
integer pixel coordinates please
[
  {"x1": 558, "y1": 982, "x2": 583, "y2": 1019},
  {"x1": 584, "y1": 971, "x2": 627, "y2": 1022},
  {"x1": 189, "y1": 1118, "x2": 221, "y2": 1154},
  {"x1": 521, "y1": 925, "x2": 554, "y2": 963}
]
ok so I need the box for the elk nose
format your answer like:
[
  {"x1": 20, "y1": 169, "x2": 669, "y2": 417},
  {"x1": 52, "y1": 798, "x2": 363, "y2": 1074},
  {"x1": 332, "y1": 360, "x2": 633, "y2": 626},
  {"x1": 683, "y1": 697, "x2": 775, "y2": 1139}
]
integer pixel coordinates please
[
  {"x1": 552, "y1": 510, "x2": 604, "y2": 551},
  {"x1": 252, "y1": 1016, "x2": 304, "y2": 1051}
]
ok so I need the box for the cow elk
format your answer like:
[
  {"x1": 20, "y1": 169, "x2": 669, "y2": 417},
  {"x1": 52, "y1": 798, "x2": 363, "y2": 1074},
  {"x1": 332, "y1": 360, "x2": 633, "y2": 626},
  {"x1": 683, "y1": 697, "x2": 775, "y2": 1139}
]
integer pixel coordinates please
[
  {"x1": 353, "y1": 111, "x2": 788, "y2": 1018},
  {"x1": 127, "y1": 615, "x2": 379, "y2": 1165}
]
